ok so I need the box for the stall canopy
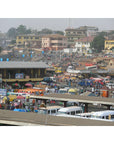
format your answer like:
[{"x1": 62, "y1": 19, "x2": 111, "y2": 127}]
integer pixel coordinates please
[
  {"x1": 8, "y1": 95, "x2": 17, "y2": 101},
  {"x1": 17, "y1": 96, "x2": 25, "y2": 99},
  {"x1": 25, "y1": 82, "x2": 34, "y2": 87},
  {"x1": 25, "y1": 83, "x2": 33, "y2": 87},
  {"x1": 12, "y1": 83, "x2": 20, "y2": 87}
]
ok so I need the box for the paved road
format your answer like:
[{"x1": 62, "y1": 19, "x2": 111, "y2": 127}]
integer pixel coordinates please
[{"x1": 0, "y1": 110, "x2": 114, "y2": 126}]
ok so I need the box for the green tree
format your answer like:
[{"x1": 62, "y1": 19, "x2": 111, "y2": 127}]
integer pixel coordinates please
[
  {"x1": 91, "y1": 32, "x2": 106, "y2": 53},
  {"x1": 11, "y1": 40, "x2": 16, "y2": 44},
  {"x1": 54, "y1": 31, "x2": 64, "y2": 35},
  {"x1": 17, "y1": 25, "x2": 27, "y2": 35},
  {"x1": 38, "y1": 28, "x2": 53, "y2": 35},
  {"x1": 26, "y1": 29, "x2": 32, "y2": 34},
  {"x1": 7, "y1": 27, "x2": 17, "y2": 39}
]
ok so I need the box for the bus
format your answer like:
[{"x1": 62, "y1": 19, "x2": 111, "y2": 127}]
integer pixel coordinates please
[
  {"x1": 85, "y1": 65, "x2": 97, "y2": 70},
  {"x1": 58, "y1": 88, "x2": 68, "y2": 94},
  {"x1": 90, "y1": 110, "x2": 114, "y2": 121},
  {"x1": 37, "y1": 106, "x2": 62, "y2": 115},
  {"x1": 57, "y1": 106, "x2": 83, "y2": 117}
]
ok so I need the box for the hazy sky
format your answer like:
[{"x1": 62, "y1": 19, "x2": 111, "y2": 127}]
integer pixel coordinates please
[{"x1": 0, "y1": 18, "x2": 114, "y2": 33}]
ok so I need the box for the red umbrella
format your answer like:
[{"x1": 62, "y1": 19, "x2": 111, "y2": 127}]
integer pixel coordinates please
[
  {"x1": 12, "y1": 83, "x2": 20, "y2": 87},
  {"x1": 17, "y1": 96, "x2": 25, "y2": 99},
  {"x1": 14, "y1": 102, "x2": 19, "y2": 106},
  {"x1": 25, "y1": 83, "x2": 32, "y2": 87}
]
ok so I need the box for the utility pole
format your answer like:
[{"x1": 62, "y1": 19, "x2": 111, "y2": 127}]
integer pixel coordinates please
[{"x1": 68, "y1": 18, "x2": 71, "y2": 28}]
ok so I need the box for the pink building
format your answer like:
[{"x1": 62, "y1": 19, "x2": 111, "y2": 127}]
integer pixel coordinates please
[{"x1": 42, "y1": 34, "x2": 67, "y2": 50}]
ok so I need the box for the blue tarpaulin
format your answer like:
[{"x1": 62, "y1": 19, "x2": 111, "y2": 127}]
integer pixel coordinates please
[{"x1": 14, "y1": 109, "x2": 31, "y2": 112}]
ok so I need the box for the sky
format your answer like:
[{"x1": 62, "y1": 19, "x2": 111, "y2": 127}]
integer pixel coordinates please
[{"x1": 0, "y1": 18, "x2": 114, "y2": 33}]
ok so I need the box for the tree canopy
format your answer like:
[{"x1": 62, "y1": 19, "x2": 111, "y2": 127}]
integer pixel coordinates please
[
  {"x1": 38, "y1": 28, "x2": 53, "y2": 35},
  {"x1": 91, "y1": 32, "x2": 106, "y2": 53},
  {"x1": 7, "y1": 26, "x2": 64, "y2": 40},
  {"x1": 7, "y1": 25, "x2": 32, "y2": 39},
  {"x1": 37, "y1": 28, "x2": 64, "y2": 35},
  {"x1": 7, "y1": 28, "x2": 17, "y2": 39},
  {"x1": 54, "y1": 31, "x2": 64, "y2": 35}
]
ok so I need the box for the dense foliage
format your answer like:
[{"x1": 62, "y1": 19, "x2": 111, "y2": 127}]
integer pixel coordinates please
[
  {"x1": 7, "y1": 25, "x2": 32, "y2": 39},
  {"x1": 7, "y1": 26, "x2": 64, "y2": 40},
  {"x1": 91, "y1": 32, "x2": 107, "y2": 53}
]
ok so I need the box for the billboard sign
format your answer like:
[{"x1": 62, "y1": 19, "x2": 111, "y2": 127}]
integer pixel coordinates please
[
  {"x1": 15, "y1": 73, "x2": 24, "y2": 79},
  {"x1": 0, "y1": 89, "x2": 7, "y2": 96}
]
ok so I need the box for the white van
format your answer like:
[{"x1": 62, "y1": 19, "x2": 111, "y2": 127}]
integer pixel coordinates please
[
  {"x1": 58, "y1": 88, "x2": 68, "y2": 94},
  {"x1": 38, "y1": 106, "x2": 62, "y2": 115},
  {"x1": 106, "y1": 83, "x2": 114, "y2": 89},
  {"x1": 90, "y1": 110, "x2": 114, "y2": 121},
  {"x1": 57, "y1": 106, "x2": 83, "y2": 117}
]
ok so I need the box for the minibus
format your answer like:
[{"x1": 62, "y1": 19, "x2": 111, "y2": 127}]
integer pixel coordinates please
[
  {"x1": 57, "y1": 106, "x2": 83, "y2": 117},
  {"x1": 90, "y1": 110, "x2": 114, "y2": 121},
  {"x1": 38, "y1": 106, "x2": 62, "y2": 115}
]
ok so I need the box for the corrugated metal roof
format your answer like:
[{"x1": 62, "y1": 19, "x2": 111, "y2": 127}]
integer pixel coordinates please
[{"x1": 0, "y1": 61, "x2": 49, "y2": 69}]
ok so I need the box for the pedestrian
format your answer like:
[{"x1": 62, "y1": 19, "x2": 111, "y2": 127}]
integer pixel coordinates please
[{"x1": 92, "y1": 87, "x2": 94, "y2": 93}]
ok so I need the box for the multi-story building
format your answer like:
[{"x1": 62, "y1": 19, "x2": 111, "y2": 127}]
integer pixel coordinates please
[
  {"x1": 16, "y1": 34, "x2": 42, "y2": 48},
  {"x1": 79, "y1": 26, "x2": 98, "y2": 37},
  {"x1": 65, "y1": 28, "x2": 86, "y2": 47},
  {"x1": 75, "y1": 36, "x2": 94, "y2": 55},
  {"x1": 42, "y1": 34, "x2": 67, "y2": 50},
  {"x1": 104, "y1": 35, "x2": 114, "y2": 52},
  {"x1": 65, "y1": 26, "x2": 98, "y2": 47}
]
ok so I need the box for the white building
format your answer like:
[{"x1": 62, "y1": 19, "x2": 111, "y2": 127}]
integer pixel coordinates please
[
  {"x1": 79, "y1": 26, "x2": 98, "y2": 37},
  {"x1": 75, "y1": 36, "x2": 94, "y2": 55}
]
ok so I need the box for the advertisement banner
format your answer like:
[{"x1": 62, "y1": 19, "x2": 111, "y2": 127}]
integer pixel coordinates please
[{"x1": 15, "y1": 73, "x2": 24, "y2": 79}]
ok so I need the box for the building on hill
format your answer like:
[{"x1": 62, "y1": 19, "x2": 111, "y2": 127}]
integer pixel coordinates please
[
  {"x1": 64, "y1": 26, "x2": 98, "y2": 47},
  {"x1": 16, "y1": 34, "x2": 42, "y2": 48},
  {"x1": 74, "y1": 36, "x2": 94, "y2": 56},
  {"x1": 42, "y1": 34, "x2": 67, "y2": 51},
  {"x1": 104, "y1": 34, "x2": 114, "y2": 53},
  {"x1": 79, "y1": 26, "x2": 98, "y2": 37}
]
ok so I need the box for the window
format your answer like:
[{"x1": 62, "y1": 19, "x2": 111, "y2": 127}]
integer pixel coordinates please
[
  {"x1": 71, "y1": 111, "x2": 75, "y2": 115},
  {"x1": 48, "y1": 110, "x2": 50, "y2": 114},
  {"x1": 66, "y1": 112, "x2": 70, "y2": 115},
  {"x1": 57, "y1": 109, "x2": 59, "y2": 112},
  {"x1": 58, "y1": 38, "x2": 62, "y2": 40},
  {"x1": 106, "y1": 116, "x2": 109, "y2": 119},
  {"x1": 77, "y1": 32, "x2": 82, "y2": 34},
  {"x1": 76, "y1": 110, "x2": 82, "y2": 114},
  {"x1": 51, "y1": 110, "x2": 56, "y2": 114},
  {"x1": 111, "y1": 115, "x2": 114, "y2": 119}
]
